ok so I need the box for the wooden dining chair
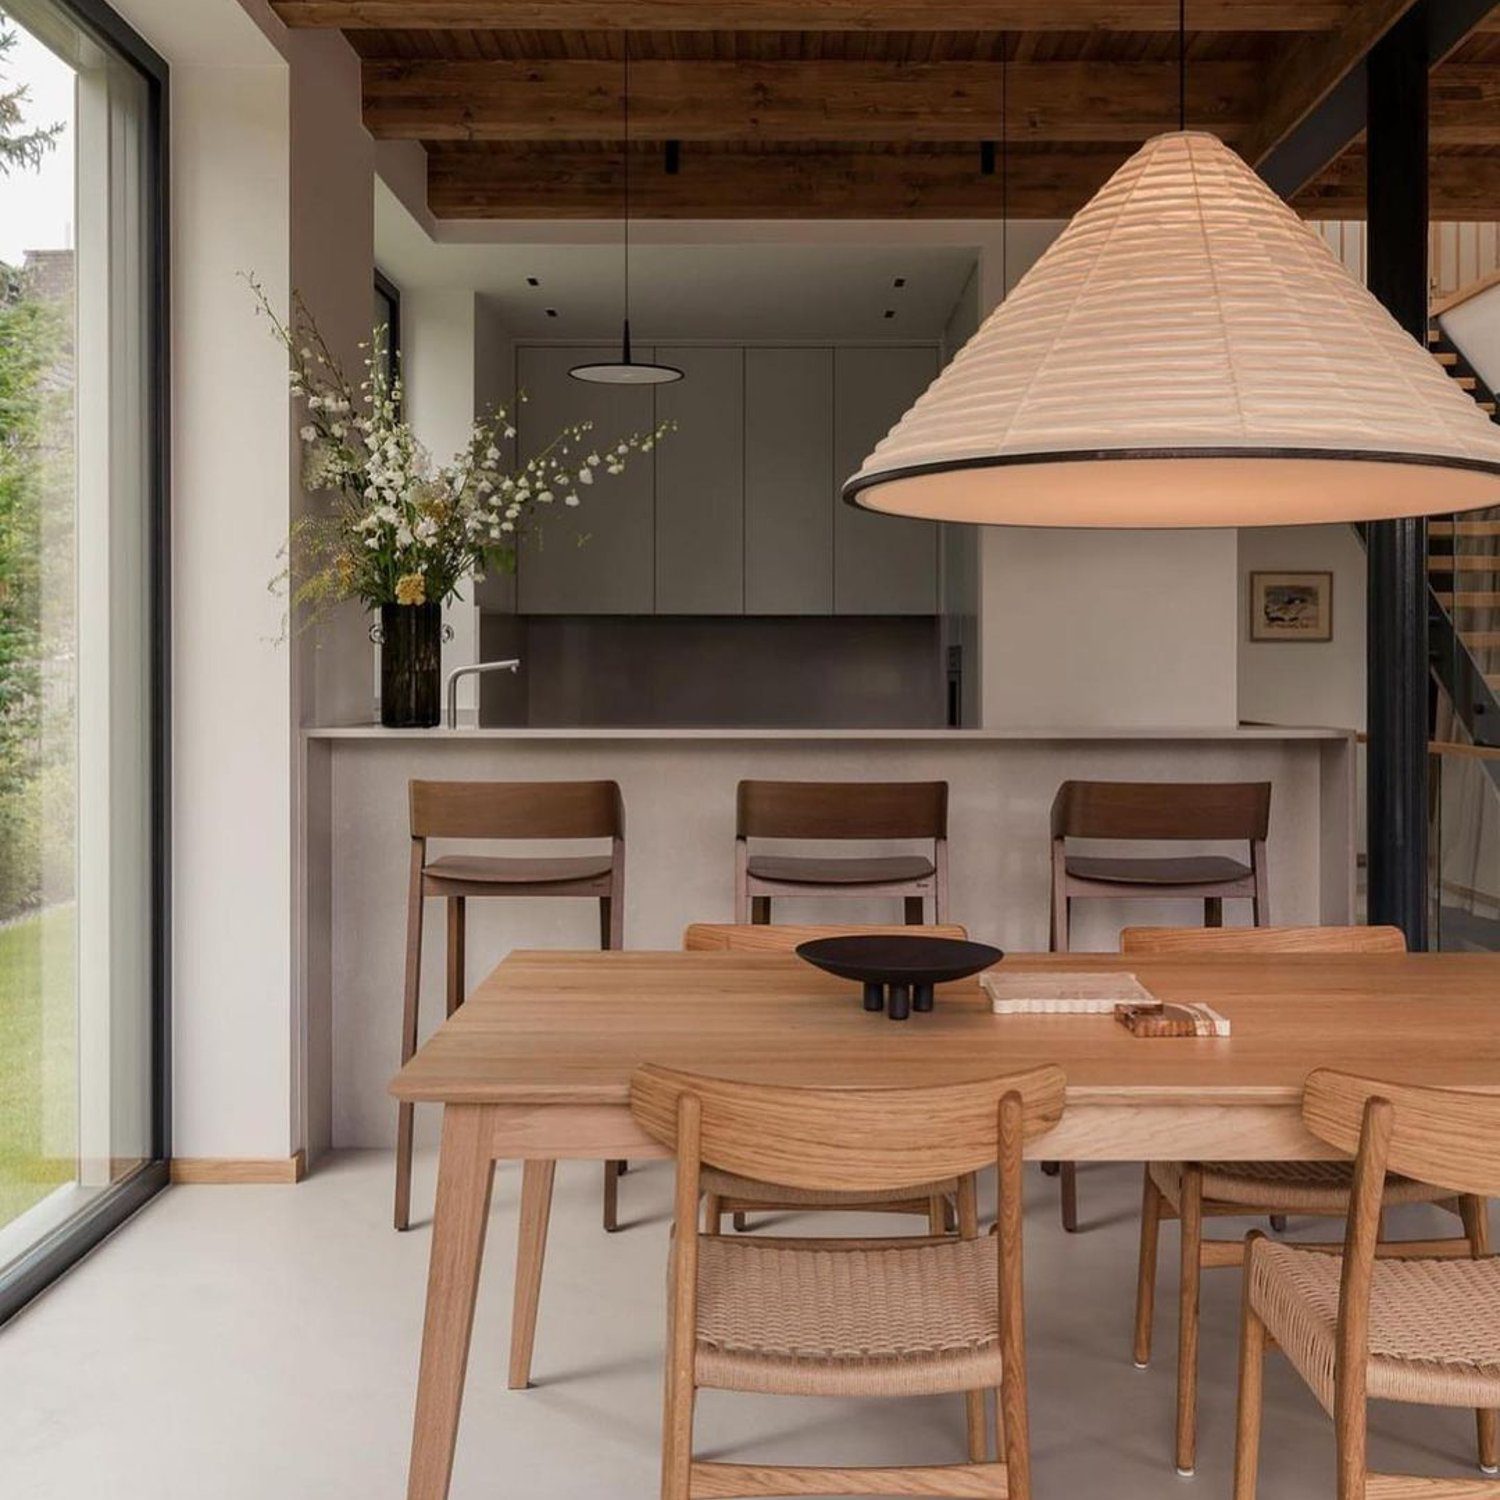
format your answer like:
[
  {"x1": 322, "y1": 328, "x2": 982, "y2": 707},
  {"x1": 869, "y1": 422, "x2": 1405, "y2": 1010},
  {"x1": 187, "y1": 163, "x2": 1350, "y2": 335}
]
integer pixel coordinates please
[
  {"x1": 736, "y1": 780, "x2": 949, "y2": 924},
  {"x1": 630, "y1": 1061, "x2": 1066, "y2": 1500},
  {"x1": 1124, "y1": 924, "x2": 1484, "y2": 1477},
  {"x1": 1044, "y1": 779, "x2": 1273, "y2": 1233},
  {"x1": 395, "y1": 779, "x2": 627, "y2": 1234},
  {"x1": 1235, "y1": 1070, "x2": 1500, "y2": 1499},
  {"x1": 682, "y1": 922, "x2": 976, "y2": 1234}
]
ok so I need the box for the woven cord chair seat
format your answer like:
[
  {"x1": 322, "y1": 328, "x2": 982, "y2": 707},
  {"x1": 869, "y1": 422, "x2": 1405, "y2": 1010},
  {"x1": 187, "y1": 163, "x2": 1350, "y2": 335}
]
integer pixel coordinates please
[
  {"x1": 701, "y1": 1166, "x2": 959, "y2": 1209},
  {"x1": 1249, "y1": 1240, "x2": 1500, "y2": 1413},
  {"x1": 694, "y1": 1234, "x2": 1002, "y2": 1398},
  {"x1": 1149, "y1": 1158, "x2": 1453, "y2": 1213}
]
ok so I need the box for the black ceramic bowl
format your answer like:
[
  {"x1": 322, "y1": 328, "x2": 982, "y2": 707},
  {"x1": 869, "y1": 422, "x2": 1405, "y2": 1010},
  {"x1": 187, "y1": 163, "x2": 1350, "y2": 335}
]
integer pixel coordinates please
[{"x1": 794, "y1": 934, "x2": 1004, "y2": 1020}]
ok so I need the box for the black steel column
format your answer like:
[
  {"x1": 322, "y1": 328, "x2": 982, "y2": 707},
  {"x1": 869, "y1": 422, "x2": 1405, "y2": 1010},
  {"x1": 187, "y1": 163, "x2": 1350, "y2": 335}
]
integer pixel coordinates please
[{"x1": 1365, "y1": 2, "x2": 1430, "y2": 948}]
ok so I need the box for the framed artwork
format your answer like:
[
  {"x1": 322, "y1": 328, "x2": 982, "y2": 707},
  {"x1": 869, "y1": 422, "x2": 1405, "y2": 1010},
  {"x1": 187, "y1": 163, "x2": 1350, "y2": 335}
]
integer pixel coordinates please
[{"x1": 1248, "y1": 571, "x2": 1334, "y2": 642}]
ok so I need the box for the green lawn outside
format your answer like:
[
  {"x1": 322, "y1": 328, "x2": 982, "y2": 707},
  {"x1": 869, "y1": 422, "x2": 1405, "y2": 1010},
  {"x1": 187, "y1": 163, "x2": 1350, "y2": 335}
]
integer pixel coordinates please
[{"x1": 0, "y1": 905, "x2": 76, "y2": 1231}]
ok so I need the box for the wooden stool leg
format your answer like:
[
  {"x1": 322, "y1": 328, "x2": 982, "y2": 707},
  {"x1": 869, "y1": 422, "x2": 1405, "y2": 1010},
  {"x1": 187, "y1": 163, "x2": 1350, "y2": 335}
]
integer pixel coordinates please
[
  {"x1": 509, "y1": 1159, "x2": 557, "y2": 1390},
  {"x1": 445, "y1": 897, "x2": 466, "y2": 1018},
  {"x1": 927, "y1": 1195, "x2": 946, "y2": 1235},
  {"x1": 1060, "y1": 1162, "x2": 1079, "y2": 1232},
  {"x1": 395, "y1": 844, "x2": 426, "y2": 1233},
  {"x1": 904, "y1": 895, "x2": 925, "y2": 925},
  {"x1": 1176, "y1": 1165, "x2": 1204, "y2": 1476},
  {"x1": 966, "y1": 1389, "x2": 989, "y2": 1462},
  {"x1": 1234, "y1": 1245, "x2": 1268, "y2": 1500},
  {"x1": 600, "y1": 887, "x2": 627, "y2": 1231},
  {"x1": 1133, "y1": 1166, "x2": 1163, "y2": 1367},
  {"x1": 1205, "y1": 897, "x2": 1223, "y2": 928},
  {"x1": 603, "y1": 1157, "x2": 623, "y2": 1233},
  {"x1": 1460, "y1": 1196, "x2": 1500, "y2": 1471},
  {"x1": 703, "y1": 1194, "x2": 724, "y2": 1234},
  {"x1": 750, "y1": 896, "x2": 770, "y2": 925},
  {"x1": 732, "y1": 1211, "x2": 748, "y2": 1232}
]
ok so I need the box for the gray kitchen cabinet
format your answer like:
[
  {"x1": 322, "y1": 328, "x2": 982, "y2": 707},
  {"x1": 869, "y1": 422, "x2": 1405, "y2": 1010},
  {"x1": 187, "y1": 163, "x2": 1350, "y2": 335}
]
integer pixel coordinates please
[
  {"x1": 654, "y1": 346, "x2": 744, "y2": 614},
  {"x1": 744, "y1": 347, "x2": 834, "y2": 614},
  {"x1": 833, "y1": 346, "x2": 940, "y2": 615},
  {"x1": 515, "y1": 345, "x2": 657, "y2": 615}
]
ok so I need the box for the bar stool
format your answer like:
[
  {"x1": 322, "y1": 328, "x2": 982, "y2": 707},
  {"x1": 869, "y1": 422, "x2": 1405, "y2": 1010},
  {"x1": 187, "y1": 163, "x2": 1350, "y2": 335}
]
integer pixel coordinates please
[
  {"x1": 394, "y1": 779, "x2": 626, "y2": 1234},
  {"x1": 1044, "y1": 779, "x2": 1271, "y2": 1232},
  {"x1": 735, "y1": 780, "x2": 948, "y2": 925},
  {"x1": 1049, "y1": 779, "x2": 1271, "y2": 952}
]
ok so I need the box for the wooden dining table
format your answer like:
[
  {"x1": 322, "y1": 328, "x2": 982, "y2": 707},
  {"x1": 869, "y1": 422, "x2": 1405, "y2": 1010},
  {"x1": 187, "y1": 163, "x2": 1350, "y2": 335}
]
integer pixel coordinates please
[{"x1": 392, "y1": 946, "x2": 1500, "y2": 1500}]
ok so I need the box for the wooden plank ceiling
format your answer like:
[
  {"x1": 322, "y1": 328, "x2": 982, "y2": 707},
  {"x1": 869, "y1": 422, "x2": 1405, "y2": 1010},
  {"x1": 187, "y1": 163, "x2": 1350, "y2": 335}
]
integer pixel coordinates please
[{"x1": 271, "y1": 0, "x2": 1500, "y2": 220}]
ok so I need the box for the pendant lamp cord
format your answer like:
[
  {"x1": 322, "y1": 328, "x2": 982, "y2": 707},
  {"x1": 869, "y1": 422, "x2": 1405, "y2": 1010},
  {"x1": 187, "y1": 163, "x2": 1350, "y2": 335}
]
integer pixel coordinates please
[
  {"x1": 1001, "y1": 40, "x2": 1009, "y2": 301},
  {"x1": 1178, "y1": 0, "x2": 1186, "y2": 131},
  {"x1": 622, "y1": 42, "x2": 631, "y2": 339}
]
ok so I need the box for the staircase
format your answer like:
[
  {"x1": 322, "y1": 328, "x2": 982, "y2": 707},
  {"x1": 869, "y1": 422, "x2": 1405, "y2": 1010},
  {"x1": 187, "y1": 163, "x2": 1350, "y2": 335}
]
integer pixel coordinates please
[{"x1": 1424, "y1": 317, "x2": 1500, "y2": 746}]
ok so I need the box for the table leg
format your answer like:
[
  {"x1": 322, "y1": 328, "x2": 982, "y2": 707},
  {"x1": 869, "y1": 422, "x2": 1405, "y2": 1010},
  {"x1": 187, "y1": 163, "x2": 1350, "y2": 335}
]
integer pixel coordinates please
[
  {"x1": 509, "y1": 1159, "x2": 556, "y2": 1389},
  {"x1": 406, "y1": 1104, "x2": 496, "y2": 1500}
]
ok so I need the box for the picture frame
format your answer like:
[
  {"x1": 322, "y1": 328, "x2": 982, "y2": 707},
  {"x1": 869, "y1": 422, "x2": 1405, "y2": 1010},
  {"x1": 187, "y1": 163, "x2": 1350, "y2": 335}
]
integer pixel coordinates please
[{"x1": 1248, "y1": 570, "x2": 1334, "y2": 643}]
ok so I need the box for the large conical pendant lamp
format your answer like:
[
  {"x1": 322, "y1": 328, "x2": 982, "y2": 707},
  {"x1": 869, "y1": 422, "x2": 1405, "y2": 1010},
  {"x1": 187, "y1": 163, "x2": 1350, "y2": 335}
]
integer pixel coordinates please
[
  {"x1": 571, "y1": 43, "x2": 681, "y2": 386},
  {"x1": 844, "y1": 128, "x2": 1500, "y2": 525}
]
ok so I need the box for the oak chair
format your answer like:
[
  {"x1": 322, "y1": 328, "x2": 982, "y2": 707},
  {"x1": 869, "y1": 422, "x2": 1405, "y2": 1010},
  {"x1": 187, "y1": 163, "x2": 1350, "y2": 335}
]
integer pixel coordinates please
[
  {"x1": 682, "y1": 922, "x2": 976, "y2": 1234},
  {"x1": 1045, "y1": 779, "x2": 1273, "y2": 1234},
  {"x1": 630, "y1": 1062, "x2": 1067, "y2": 1500},
  {"x1": 395, "y1": 779, "x2": 627, "y2": 1236},
  {"x1": 1235, "y1": 1070, "x2": 1500, "y2": 1500},
  {"x1": 736, "y1": 780, "x2": 949, "y2": 925},
  {"x1": 1123, "y1": 924, "x2": 1483, "y2": 1477}
]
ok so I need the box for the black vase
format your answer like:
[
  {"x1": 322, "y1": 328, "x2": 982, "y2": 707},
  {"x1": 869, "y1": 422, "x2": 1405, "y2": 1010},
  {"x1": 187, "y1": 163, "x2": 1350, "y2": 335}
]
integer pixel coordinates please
[{"x1": 379, "y1": 601, "x2": 442, "y2": 728}]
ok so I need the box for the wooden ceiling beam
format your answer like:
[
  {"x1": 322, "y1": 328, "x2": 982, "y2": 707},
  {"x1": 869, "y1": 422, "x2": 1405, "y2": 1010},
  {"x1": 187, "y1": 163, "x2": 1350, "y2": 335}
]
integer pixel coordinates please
[
  {"x1": 426, "y1": 143, "x2": 1128, "y2": 218},
  {"x1": 1238, "y1": 0, "x2": 1420, "y2": 165},
  {"x1": 1431, "y1": 63, "x2": 1500, "y2": 146},
  {"x1": 272, "y1": 0, "x2": 1355, "y2": 31},
  {"x1": 364, "y1": 58, "x2": 1262, "y2": 144},
  {"x1": 1294, "y1": 149, "x2": 1500, "y2": 217}
]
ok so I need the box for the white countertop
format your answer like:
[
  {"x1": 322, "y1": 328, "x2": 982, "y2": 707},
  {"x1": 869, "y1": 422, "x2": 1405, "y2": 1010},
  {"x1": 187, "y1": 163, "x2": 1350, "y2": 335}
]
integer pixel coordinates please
[{"x1": 305, "y1": 724, "x2": 1355, "y2": 743}]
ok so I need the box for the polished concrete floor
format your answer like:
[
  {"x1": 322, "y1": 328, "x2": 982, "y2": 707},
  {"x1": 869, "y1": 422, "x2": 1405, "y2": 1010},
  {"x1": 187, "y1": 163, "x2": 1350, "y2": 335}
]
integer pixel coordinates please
[{"x1": 0, "y1": 1151, "x2": 1489, "y2": 1499}]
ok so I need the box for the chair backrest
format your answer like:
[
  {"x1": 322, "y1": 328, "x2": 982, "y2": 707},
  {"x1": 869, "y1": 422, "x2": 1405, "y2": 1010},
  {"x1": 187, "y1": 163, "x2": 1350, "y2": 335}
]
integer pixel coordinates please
[
  {"x1": 736, "y1": 780, "x2": 948, "y2": 841},
  {"x1": 631, "y1": 1063, "x2": 1065, "y2": 1193},
  {"x1": 1051, "y1": 780, "x2": 1270, "y2": 842},
  {"x1": 682, "y1": 922, "x2": 970, "y2": 953},
  {"x1": 1120, "y1": 924, "x2": 1406, "y2": 955},
  {"x1": 1303, "y1": 1069, "x2": 1500, "y2": 1199},
  {"x1": 409, "y1": 779, "x2": 623, "y2": 841}
]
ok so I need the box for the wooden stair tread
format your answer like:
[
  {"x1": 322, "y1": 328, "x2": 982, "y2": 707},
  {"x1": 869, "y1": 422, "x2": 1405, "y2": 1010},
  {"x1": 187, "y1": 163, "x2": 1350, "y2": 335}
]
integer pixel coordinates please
[
  {"x1": 1433, "y1": 351, "x2": 1459, "y2": 366},
  {"x1": 1429, "y1": 556, "x2": 1500, "y2": 572},
  {"x1": 1454, "y1": 375, "x2": 1479, "y2": 390},
  {"x1": 1437, "y1": 592, "x2": 1500, "y2": 608},
  {"x1": 1430, "y1": 522, "x2": 1500, "y2": 536},
  {"x1": 1461, "y1": 631, "x2": 1500, "y2": 648}
]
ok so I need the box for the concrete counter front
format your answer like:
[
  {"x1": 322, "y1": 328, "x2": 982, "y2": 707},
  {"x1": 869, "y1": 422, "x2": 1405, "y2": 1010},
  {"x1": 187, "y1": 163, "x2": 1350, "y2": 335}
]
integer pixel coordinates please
[{"x1": 303, "y1": 725, "x2": 1355, "y2": 1150}]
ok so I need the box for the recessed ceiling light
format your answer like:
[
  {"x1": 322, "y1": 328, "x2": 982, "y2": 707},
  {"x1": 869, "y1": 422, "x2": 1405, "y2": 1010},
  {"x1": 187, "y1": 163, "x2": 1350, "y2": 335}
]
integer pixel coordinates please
[
  {"x1": 545, "y1": 307, "x2": 559, "y2": 318},
  {"x1": 893, "y1": 277, "x2": 907, "y2": 288},
  {"x1": 526, "y1": 276, "x2": 540, "y2": 287},
  {"x1": 883, "y1": 309, "x2": 896, "y2": 319}
]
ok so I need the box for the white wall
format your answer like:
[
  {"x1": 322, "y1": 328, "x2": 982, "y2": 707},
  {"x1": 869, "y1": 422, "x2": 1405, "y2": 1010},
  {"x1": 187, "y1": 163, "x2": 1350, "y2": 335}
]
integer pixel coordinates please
[
  {"x1": 162, "y1": 57, "x2": 294, "y2": 1159},
  {"x1": 980, "y1": 528, "x2": 1240, "y2": 728},
  {"x1": 1444, "y1": 281, "x2": 1500, "y2": 396},
  {"x1": 1237, "y1": 525, "x2": 1367, "y2": 732},
  {"x1": 114, "y1": 0, "x2": 372, "y2": 1162}
]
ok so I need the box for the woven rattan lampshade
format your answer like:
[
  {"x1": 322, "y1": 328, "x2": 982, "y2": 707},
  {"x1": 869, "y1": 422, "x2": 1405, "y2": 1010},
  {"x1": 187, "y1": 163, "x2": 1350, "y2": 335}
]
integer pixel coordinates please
[{"x1": 844, "y1": 131, "x2": 1500, "y2": 527}]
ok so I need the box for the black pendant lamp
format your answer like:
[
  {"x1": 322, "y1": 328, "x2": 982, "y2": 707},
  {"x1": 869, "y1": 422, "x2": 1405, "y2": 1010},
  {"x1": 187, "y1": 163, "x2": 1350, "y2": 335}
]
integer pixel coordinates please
[{"x1": 571, "y1": 43, "x2": 682, "y2": 385}]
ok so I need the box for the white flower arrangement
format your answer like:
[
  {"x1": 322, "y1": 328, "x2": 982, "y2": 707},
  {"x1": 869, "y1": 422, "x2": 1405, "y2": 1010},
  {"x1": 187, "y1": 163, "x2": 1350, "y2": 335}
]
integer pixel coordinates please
[{"x1": 249, "y1": 276, "x2": 668, "y2": 624}]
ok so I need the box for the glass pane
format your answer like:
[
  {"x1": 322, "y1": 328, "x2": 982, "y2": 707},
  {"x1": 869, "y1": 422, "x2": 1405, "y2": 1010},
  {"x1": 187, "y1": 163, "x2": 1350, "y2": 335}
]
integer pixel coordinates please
[{"x1": 0, "y1": 1, "x2": 159, "y2": 1280}]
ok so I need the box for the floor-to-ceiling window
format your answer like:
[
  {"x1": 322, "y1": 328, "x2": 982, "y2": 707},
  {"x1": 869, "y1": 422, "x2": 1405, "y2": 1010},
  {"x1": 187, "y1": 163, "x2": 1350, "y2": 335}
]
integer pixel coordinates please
[{"x1": 0, "y1": 0, "x2": 167, "y2": 1321}]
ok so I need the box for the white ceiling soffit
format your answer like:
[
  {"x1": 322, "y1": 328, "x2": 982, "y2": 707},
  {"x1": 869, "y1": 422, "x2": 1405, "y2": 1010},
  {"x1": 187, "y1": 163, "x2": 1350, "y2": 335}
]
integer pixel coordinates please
[{"x1": 374, "y1": 176, "x2": 980, "y2": 344}]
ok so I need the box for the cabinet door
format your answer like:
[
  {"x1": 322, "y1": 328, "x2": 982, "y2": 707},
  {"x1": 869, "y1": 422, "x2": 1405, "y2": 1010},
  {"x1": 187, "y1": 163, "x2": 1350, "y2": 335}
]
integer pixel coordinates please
[
  {"x1": 515, "y1": 345, "x2": 657, "y2": 615},
  {"x1": 833, "y1": 346, "x2": 940, "y2": 615},
  {"x1": 654, "y1": 346, "x2": 744, "y2": 614},
  {"x1": 745, "y1": 348, "x2": 833, "y2": 615}
]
